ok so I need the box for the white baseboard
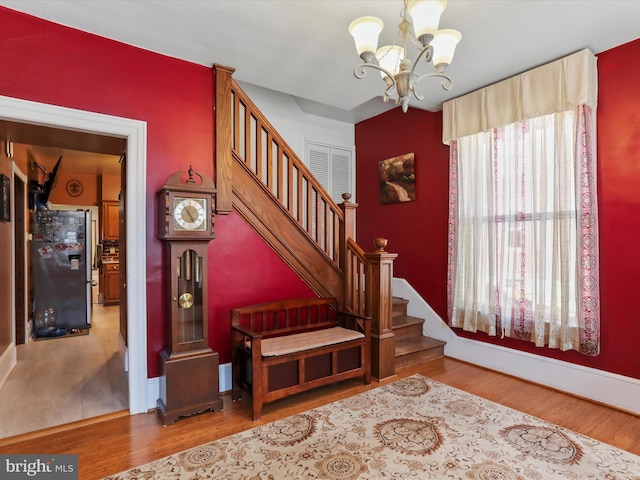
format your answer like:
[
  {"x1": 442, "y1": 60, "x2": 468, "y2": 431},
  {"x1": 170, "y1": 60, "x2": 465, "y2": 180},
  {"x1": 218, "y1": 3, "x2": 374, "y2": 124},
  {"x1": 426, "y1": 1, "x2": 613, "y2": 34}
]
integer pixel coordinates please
[
  {"x1": 219, "y1": 362, "x2": 232, "y2": 393},
  {"x1": 146, "y1": 376, "x2": 160, "y2": 411},
  {"x1": 393, "y1": 277, "x2": 640, "y2": 415},
  {"x1": 146, "y1": 362, "x2": 233, "y2": 411}
]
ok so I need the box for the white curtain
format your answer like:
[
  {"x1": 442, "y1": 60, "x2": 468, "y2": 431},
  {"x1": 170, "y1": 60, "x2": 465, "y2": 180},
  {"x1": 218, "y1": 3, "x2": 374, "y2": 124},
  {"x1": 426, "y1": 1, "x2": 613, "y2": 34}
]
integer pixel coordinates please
[{"x1": 447, "y1": 105, "x2": 600, "y2": 354}]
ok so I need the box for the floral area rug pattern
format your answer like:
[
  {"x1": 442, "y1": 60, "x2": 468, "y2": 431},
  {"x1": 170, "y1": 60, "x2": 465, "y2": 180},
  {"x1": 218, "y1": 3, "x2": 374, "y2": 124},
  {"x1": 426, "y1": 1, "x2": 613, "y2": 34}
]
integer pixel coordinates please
[{"x1": 104, "y1": 375, "x2": 640, "y2": 479}]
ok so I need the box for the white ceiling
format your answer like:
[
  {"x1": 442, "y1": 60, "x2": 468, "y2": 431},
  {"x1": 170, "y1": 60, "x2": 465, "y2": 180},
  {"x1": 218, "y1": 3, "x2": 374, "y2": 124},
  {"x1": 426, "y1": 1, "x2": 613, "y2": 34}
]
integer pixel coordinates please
[{"x1": 3, "y1": 0, "x2": 640, "y2": 124}]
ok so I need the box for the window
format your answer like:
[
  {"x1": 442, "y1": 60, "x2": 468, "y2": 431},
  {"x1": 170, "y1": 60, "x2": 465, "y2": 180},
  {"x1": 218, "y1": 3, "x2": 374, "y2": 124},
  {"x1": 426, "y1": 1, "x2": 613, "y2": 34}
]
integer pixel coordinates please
[{"x1": 448, "y1": 106, "x2": 599, "y2": 355}]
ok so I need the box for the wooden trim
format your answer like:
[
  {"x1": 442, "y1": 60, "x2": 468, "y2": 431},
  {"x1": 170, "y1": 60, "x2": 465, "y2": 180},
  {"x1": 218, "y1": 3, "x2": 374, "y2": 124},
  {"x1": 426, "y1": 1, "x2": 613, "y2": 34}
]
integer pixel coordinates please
[{"x1": 213, "y1": 64, "x2": 235, "y2": 214}]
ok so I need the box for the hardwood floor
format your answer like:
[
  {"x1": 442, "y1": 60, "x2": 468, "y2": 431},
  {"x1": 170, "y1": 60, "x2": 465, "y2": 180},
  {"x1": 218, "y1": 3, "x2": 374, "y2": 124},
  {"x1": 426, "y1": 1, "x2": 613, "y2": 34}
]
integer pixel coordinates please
[
  {"x1": 0, "y1": 304, "x2": 127, "y2": 438},
  {"x1": 0, "y1": 357, "x2": 638, "y2": 479}
]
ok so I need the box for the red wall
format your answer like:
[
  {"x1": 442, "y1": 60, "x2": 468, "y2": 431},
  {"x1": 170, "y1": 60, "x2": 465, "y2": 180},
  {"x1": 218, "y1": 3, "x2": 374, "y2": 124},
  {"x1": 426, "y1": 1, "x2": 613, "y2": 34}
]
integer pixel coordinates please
[
  {"x1": 355, "y1": 107, "x2": 450, "y2": 317},
  {"x1": 356, "y1": 41, "x2": 640, "y2": 380},
  {"x1": 0, "y1": 7, "x2": 312, "y2": 376},
  {"x1": 595, "y1": 39, "x2": 640, "y2": 378}
]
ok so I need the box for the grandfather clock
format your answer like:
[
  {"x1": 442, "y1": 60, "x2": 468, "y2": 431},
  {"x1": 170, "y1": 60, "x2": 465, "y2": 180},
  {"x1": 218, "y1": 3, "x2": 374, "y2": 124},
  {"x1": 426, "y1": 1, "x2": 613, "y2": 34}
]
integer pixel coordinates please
[{"x1": 156, "y1": 166, "x2": 223, "y2": 425}]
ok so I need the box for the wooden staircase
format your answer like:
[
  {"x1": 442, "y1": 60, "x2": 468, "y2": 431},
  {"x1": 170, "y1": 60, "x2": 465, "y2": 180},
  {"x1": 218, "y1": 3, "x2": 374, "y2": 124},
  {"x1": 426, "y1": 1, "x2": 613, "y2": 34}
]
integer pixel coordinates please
[
  {"x1": 392, "y1": 297, "x2": 445, "y2": 369},
  {"x1": 214, "y1": 64, "x2": 440, "y2": 379}
]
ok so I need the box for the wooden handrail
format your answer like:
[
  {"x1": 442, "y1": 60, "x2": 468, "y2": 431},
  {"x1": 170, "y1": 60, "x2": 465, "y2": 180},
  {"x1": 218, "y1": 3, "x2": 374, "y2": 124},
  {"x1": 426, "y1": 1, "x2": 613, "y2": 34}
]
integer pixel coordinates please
[{"x1": 346, "y1": 238, "x2": 366, "y2": 261}]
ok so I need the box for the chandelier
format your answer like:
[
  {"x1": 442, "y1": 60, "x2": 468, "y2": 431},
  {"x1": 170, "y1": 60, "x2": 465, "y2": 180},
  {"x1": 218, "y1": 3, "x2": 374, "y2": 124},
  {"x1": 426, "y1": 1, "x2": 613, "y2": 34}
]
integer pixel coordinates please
[{"x1": 348, "y1": 0, "x2": 461, "y2": 112}]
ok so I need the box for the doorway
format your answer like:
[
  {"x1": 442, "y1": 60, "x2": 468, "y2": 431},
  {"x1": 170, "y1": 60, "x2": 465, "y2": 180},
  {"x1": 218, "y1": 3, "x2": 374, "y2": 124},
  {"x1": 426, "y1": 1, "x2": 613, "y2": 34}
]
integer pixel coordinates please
[{"x1": 0, "y1": 95, "x2": 148, "y2": 418}]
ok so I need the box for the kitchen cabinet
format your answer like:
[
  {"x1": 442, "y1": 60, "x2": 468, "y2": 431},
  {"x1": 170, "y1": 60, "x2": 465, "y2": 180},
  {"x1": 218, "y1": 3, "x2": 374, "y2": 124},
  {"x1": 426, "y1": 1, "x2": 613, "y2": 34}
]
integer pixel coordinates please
[
  {"x1": 101, "y1": 201, "x2": 119, "y2": 241},
  {"x1": 103, "y1": 263, "x2": 120, "y2": 306}
]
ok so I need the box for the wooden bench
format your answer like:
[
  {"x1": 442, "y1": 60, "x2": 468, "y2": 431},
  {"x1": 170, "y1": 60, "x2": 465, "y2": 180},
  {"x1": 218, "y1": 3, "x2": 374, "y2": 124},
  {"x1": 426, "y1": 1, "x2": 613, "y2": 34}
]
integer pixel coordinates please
[{"x1": 231, "y1": 297, "x2": 371, "y2": 420}]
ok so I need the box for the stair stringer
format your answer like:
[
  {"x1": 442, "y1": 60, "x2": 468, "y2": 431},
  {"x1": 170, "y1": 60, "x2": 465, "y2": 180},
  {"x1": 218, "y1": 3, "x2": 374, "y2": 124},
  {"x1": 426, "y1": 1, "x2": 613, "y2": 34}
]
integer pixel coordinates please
[{"x1": 231, "y1": 157, "x2": 343, "y2": 300}]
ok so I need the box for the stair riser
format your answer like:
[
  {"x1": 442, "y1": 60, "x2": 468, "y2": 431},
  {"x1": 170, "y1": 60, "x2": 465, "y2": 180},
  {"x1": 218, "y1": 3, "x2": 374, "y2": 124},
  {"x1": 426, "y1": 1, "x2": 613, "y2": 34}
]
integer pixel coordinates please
[
  {"x1": 393, "y1": 324, "x2": 424, "y2": 339},
  {"x1": 392, "y1": 304, "x2": 408, "y2": 317},
  {"x1": 395, "y1": 346, "x2": 445, "y2": 369}
]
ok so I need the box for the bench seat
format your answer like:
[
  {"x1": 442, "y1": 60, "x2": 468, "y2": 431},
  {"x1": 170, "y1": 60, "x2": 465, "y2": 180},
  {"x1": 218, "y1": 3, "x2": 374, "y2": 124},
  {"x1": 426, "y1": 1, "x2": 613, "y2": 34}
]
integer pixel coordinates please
[
  {"x1": 231, "y1": 297, "x2": 371, "y2": 420},
  {"x1": 261, "y1": 327, "x2": 365, "y2": 357}
]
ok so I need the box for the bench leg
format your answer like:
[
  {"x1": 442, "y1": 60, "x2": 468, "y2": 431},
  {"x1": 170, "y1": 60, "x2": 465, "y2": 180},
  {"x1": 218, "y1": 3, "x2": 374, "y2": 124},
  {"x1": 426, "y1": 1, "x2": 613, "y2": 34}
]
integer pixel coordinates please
[
  {"x1": 231, "y1": 336, "x2": 243, "y2": 402},
  {"x1": 251, "y1": 344, "x2": 264, "y2": 420},
  {"x1": 231, "y1": 355, "x2": 242, "y2": 401},
  {"x1": 252, "y1": 395, "x2": 263, "y2": 421},
  {"x1": 364, "y1": 335, "x2": 372, "y2": 385}
]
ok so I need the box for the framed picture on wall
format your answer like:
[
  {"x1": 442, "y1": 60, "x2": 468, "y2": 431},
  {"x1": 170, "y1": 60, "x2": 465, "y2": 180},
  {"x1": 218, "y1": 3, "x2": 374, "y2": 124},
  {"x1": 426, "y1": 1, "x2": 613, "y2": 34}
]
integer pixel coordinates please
[
  {"x1": 0, "y1": 174, "x2": 9, "y2": 222},
  {"x1": 378, "y1": 152, "x2": 415, "y2": 204}
]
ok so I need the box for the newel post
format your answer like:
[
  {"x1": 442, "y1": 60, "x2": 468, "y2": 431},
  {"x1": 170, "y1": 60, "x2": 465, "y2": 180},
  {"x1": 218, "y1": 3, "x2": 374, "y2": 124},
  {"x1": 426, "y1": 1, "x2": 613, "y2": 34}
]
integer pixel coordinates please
[
  {"x1": 365, "y1": 238, "x2": 398, "y2": 380},
  {"x1": 339, "y1": 193, "x2": 358, "y2": 310},
  {"x1": 213, "y1": 64, "x2": 235, "y2": 215}
]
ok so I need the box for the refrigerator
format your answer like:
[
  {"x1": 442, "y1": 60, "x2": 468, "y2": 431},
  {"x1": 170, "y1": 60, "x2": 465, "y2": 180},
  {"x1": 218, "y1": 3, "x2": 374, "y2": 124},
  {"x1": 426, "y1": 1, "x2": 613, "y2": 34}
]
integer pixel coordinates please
[{"x1": 30, "y1": 210, "x2": 92, "y2": 333}]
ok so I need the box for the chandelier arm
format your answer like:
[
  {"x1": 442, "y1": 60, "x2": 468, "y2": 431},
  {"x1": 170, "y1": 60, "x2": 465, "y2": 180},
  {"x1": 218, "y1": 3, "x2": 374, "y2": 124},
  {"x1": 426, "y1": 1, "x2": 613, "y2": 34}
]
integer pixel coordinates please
[
  {"x1": 353, "y1": 62, "x2": 396, "y2": 82},
  {"x1": 411, "y1": 72, "x2": 454, "y2": 101},
  {"x1": 408, "y1": 44, "x2": 434, "y2": 79}
]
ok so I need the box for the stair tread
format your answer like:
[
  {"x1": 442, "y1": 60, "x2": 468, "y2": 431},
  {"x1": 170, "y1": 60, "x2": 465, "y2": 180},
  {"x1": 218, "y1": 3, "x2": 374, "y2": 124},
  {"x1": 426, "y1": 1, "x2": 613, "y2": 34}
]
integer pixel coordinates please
[
  {"x1": 395, "y1": 336, "x2": 446, "y2": 356},
  {"x1": 392, "y1": 315, "x2": 425, "y2": 328}
]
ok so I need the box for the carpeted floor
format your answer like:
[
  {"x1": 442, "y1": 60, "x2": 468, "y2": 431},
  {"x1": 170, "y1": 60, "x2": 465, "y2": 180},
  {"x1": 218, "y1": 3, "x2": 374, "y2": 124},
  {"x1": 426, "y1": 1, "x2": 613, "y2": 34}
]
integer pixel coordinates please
[{"x1": 104, "y1": 375, "x2": 640, "y2": 479}]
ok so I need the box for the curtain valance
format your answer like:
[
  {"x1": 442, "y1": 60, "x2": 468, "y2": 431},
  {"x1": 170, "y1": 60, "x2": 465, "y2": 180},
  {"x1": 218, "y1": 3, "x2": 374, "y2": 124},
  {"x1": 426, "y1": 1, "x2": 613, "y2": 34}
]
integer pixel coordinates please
[{"x1": 442, "y1": 48, "x2": 597, "y2": 144}]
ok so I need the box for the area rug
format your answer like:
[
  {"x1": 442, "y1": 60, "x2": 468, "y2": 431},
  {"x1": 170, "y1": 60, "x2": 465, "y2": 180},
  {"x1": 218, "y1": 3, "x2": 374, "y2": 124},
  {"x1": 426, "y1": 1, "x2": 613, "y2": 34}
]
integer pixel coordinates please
[{"x1": 104, "y1": 375, "x2": 640, "y2": 479}]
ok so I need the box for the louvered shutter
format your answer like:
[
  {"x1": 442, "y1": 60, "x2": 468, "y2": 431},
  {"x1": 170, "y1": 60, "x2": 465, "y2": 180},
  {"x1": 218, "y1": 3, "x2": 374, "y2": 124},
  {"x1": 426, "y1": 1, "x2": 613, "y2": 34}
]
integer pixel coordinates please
[
  {"x1": 307, "y1": 142, "x2": 354, "y2": 203},
  {"x1": 330, "y1": 149, "x2": 352, "y2": 204},
  {"x1": 306, "y1": 142, "x2": 354, "y2": 251}
]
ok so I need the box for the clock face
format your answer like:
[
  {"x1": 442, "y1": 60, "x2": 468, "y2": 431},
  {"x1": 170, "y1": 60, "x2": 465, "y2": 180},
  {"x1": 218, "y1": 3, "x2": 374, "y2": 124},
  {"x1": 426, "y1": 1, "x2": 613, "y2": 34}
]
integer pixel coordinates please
[{"x1": 173, "y1": 197, "x2": 207, "y2": 231}]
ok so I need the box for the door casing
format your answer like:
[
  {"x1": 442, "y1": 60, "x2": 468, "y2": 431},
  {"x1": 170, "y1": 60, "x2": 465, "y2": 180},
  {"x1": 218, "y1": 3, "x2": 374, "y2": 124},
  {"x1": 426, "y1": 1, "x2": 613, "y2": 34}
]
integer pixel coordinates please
[{"x1": 0, "y1": 94, "x2": 148, "y2": 414}]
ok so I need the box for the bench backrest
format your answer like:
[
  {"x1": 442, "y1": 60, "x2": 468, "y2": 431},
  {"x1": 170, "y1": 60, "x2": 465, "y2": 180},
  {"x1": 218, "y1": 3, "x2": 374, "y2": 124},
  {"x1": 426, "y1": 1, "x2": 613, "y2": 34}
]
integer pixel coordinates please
[{"x1": 231, "y1": 297, "x2": 339, "y2": 337}]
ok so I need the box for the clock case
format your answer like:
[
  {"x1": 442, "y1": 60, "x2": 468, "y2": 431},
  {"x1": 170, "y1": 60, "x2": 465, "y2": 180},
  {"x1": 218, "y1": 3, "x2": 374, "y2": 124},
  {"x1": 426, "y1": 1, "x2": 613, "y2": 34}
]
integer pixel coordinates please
[{"x1": 156, "y1": 168, "x2": 223, "y2": 425}]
